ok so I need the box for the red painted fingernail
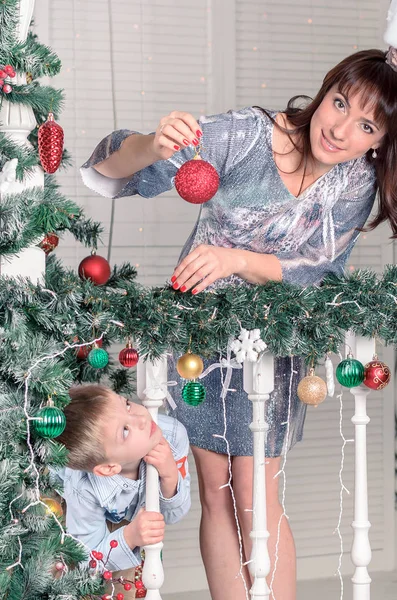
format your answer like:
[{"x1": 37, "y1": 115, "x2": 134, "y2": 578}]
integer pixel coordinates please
[
  {"x1": 174, "y1": 144, "x2": 180, "y2": 151},
  {"x1": 196, "y1": 130, "x2": 202, "y2": 138},
  {"x1": 172, "y1": 282, "x2": 179, "y2": 289},
  {"x1": 180, "y1": 285, "x2": 187, "y2": 292},
  {"x1": 192, "y1": 138, "x2": 199, "y2": 146},
  {"x1": 171, "y1": 275, "x2": 177, "y2": 283},
  {"x1": 192, "y1": 288, "x2": 198, "y2": 295},
  {"x1": 183, "y1": 138, "x2": 189, "y2": 146}
]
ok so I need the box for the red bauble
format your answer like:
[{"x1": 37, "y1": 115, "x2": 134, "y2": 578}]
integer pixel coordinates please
[
  {"x1": 119, "y1": 344, "x2": 139, "y2": 368},
  {"x1": 78, "y1": 253, "x2": 111, "y2": 285},
  {"x1": 39, "y1": 233, "x2": 59, "y2": 255},
  {"x1": 175, "y1": 158, "x2": 219, "y2": 204},
  {"x1": 75, "y1": 337, "x2": 103, "y2": 360},
  {"x1": 38, "y1": 112, "x2": 64, "y2": 173},
  {"x1": 363, "y1": 357, "x2": 391, "y2": 390},
  {"x1": 135, "y1": 589, "x2": 147, "y2": 598}
]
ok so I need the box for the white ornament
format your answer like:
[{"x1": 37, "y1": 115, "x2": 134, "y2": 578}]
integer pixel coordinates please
[
  {"x1": 230, "y1": 328, "x2": 267, "y2": 363},
  {"x1": 0, "y1": 158, "x2": 18, "y2": 194},
  {"x1": 385, "y1": 0, "x2": 397, "y2": 47},
  {"x1": 325, "y1": 355, "x2": 335, "y2": 397}
]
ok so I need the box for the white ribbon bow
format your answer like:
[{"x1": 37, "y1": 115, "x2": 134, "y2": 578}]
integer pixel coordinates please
[
  {"x1": 143, "y1": 381, "x2": 178, "y2": 410},
  {"x1": 0, "y1": 158, "x2": 18, "y2": 194}
]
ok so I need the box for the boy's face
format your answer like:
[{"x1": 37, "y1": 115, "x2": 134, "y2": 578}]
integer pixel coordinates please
[{"x1": 93, "y1": 392, "x2": 163, "y2": 478}]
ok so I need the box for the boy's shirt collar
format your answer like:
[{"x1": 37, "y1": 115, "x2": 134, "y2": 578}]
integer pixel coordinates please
[{"x1": 87, "y1": 459, "x2": 145, "y2": 508}]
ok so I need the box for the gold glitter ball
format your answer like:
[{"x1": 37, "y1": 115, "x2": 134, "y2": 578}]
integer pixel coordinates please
[{"x1": 297, "y1": 369, "x2": 327, "y2": 406}]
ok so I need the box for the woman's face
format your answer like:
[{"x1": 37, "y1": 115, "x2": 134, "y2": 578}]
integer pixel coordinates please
[{"x1": 310, "y1": 84, "x2": 385, "y2": 169}]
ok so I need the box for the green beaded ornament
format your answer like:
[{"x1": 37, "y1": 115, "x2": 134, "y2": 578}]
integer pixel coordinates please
[
  {"x1": 88, "y1": 346, "x2": 109, "y2": 369},
  {"x1": 32, "y1": 406, "x2": 66, "y2": 439},
  {"x1": 182, "y1": 381, "x2": 206, "y2": 406},
  {"x1": 336, "y1": 354, "x2": 365, "y2": 388}
]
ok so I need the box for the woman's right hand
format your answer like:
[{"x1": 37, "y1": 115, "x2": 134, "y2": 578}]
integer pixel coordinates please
[{"x1": 152, "y1": 111, "x2": 203, "y2": 160}]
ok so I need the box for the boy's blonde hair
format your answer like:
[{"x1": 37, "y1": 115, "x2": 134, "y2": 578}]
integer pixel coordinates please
[{"x1": 57, "y1": 384, "x2": 114, "y2": 471}]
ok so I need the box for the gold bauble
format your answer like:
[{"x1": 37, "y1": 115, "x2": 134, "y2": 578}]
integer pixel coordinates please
[
  {"x1": 41, "y1": 496, "x2": 63, "y2": 518},
  {"x1": 297, "y1": 369, "x2": 327, "y2": 407},
  {"x1": 177, "y1": 351, "x2": 204, "y2": 379}
]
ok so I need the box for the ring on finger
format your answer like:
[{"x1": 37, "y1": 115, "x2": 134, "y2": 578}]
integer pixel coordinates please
[{"x1": 159, "y1": 124, "x2": 166, "y2": 134}]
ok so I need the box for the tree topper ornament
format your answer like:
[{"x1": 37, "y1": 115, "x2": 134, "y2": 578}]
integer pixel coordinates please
[{"x1": 230, "y1": 328, "x2": 267, "y2": 363}]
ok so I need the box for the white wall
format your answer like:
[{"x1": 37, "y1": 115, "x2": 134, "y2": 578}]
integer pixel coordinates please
[{"x1": 34, "y1": 0, "x2": 395, "y2": 594}]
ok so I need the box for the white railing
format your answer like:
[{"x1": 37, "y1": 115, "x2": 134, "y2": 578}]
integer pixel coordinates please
[
  {"x1": 0, "y1": 0, "x2": 45, "y2": 284},
  {"x1": 137, "y1": 332, "x2": 377, "y2": 600}
]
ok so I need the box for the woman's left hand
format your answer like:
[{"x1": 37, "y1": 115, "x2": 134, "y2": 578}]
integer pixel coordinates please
[{"x1": 171, "y1": 244, "x2": 243, "y2": 294}]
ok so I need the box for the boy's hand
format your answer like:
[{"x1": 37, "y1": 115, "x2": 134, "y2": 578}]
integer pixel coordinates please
[
  {"x1": 144, "y1": 437, "x2": 179, "y2": 498},
  {"x1": 123, "y1": 508, "x2": 165, "y2": 549}
]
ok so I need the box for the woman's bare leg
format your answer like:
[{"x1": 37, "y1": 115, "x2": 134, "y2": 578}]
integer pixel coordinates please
[
  {"x1": 191, "y1": 446, "x2": 251, "y2": 600},
  {"x1": 232, "y1": 456, "x2": 297, "y2": 600}
]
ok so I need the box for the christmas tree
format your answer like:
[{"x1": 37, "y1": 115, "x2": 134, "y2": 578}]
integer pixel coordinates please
[{"x1": 0, "y1": 1, "x2": 137, "y2": 598}]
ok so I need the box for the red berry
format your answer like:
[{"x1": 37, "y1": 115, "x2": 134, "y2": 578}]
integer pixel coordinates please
[
  {"x1": 0, "y1": 80, "x2": 3, "y2": 86},
  {"x1": 2, "y1": 84, "x2": 12, "y2": 94},
  {"x1": 96, "y1": 551, "x2": 104, "y2": 560},
  {"x1": 116, "y1": 594, "x2": 124, "y2": 600},
  {"x1": 101, "y1": 596, "x2": 111, "y2": 600},
  {"x1": 103, "y1": 570, "x2": 113, "y2": 580},
  {"x1": 123, "y1": 583, "x2": 132, "y2": 591},
  {"x1": 4, "y1": 65, "x2": 15, "y2": 76},
  {"x1": 109, "y1": 539, "x2": 118, "y2": 548},
  {"x1": 91, "y1": 551, "x2": 98, "y2": 559},
  {"x1": 89, "y1": 559, "x2": 97, "y2": 568},
  {"x1": 135, "y1": 580, "x2": 144, "y2": 589},
  {"x1": 0, "y1": 70, "x2": 6, "y2": 78}
]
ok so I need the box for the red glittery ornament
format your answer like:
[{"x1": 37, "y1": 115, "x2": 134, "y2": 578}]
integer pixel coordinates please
[
  {"x1": 75, "y1": 337, "x2": 103, "y2": 360},
  {"x1": 119, "y1": 342, "x2": 139, "y2": 368},
  {"x1": 135, "y1": 589, "x2": 147, "y2": 598},
  {"x1": 39, "y1": 233, "x2": 59, "y2": 255},
  {"x1": 175, "y1": 157, "x2": 219, "y2": 204},
  {"x1": 38, "y1": 112, "x2": 64, "y2": 173},
  {"x1": 363, "y1": 356, "x2": 391, "y2": 390},
  {"x1": 78, "y1": 252, "x2": 111, "y2": 285}
]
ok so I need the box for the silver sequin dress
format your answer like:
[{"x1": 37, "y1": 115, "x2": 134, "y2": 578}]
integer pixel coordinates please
[{"x1": 81, "y1": 107, "x2": 377, "y2": 457}]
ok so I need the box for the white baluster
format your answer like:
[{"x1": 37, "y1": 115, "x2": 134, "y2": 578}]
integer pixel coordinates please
[
  {"x1": 345, "y1": 332, "x2": 375, "y2": 600},
  {"x1": 243, "y1": 352, "x2": 275, "y2": 599},
  {"x1": 0, "y1": 0, "x2": 45, "y2": 284},
  {"x1": 137, "y1": 356, "x2": 167, "y2": 599}
]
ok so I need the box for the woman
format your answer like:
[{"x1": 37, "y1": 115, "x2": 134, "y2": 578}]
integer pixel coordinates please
[{"x1": 80, "y1": 49, "x2": 397, "y2": 600}]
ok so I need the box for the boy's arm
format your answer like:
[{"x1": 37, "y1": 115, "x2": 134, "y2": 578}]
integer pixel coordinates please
[
  {"x1": 159, "y1": 422, "x2": 191, "y2": 524},
  {"x1": 65, "y1": 489, "x2": 142, "y2": 571}
]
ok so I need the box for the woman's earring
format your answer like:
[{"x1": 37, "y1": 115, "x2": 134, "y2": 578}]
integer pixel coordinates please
[{"x1": 372, "y1": 149, "x2": 378, "y2": 159}]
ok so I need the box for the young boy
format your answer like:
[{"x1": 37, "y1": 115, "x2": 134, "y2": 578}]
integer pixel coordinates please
[{"x1": 50, "y1": 384, "x2": 191, "y2": 576}]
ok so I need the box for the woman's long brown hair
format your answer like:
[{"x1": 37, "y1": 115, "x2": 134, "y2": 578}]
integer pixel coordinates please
[{"x1": 255, "y1": 49, "x2": 397, "y2": 238}]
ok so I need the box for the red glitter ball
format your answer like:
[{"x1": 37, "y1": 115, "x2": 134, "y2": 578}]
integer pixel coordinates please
[
  {"x1": 135, "y1": 589, "x2": 147, "y2": 598},
  {"x1": 119, "y1": 346, "x2": 139, "y2": 368},
  {"x1": 175, "y1": 159, "x2": 219, "y2": 204},
  {"x1": 363, "y1": 358, "x2": 391, "y2": 390},
  {"x1": 38, "y1": 112, "x2": 64, "y2": 173},
  {"x1": 103, "y1": 570, "x2": 112, "y2": 580},
  {"x1": 39, "y1": 233, "x2": 59, "y2": 255}
]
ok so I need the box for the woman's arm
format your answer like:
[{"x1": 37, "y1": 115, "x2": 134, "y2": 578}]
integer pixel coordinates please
[{"x1": 93, "y1": 133, "x2": 158, "y2": 179}]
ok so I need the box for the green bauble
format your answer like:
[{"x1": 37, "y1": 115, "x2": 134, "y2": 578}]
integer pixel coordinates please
[
  {"x1": 336, "y1": 357, "x2": 365, "y2": 388},
  {"x1": 182, "y1": 381, "x2": 206, "y2": 406},
  {"x1": 88, "y1": 347, "x2": 109, "y2": 369},
  {"x1": 33, "y1": 406, "x2": 66, "y2": 439}
]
